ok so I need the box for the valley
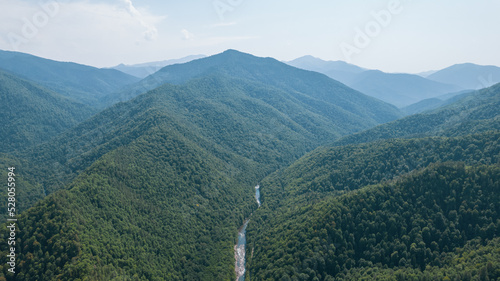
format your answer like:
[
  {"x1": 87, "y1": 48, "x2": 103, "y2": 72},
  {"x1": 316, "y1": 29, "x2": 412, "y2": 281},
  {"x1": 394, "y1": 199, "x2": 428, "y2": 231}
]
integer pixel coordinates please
[{"x1": 0, "y1": 49, "x2": 498, "y2": 281}]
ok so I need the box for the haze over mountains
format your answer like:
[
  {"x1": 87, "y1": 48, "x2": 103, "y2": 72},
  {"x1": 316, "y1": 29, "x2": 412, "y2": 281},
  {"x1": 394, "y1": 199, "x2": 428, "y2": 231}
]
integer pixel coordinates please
[
  {"x1": 111, "y1": 55, "x2": 206, "y2": 79},
  {"x1": 287, "y1": 55, "x2": 500, "y2": 108},
  {"x1": 0, "y1": 50, "x2": 140, "y2": 108},
  {"x1": 0, "y1": 49, "x2": 499, "y2": 280}
]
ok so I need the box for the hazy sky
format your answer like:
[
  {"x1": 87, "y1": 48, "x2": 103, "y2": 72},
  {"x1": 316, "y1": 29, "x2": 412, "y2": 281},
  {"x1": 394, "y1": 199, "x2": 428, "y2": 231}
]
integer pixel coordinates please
[{"x1": 1, "y1": 0, "x2": 499, "y2": 73}]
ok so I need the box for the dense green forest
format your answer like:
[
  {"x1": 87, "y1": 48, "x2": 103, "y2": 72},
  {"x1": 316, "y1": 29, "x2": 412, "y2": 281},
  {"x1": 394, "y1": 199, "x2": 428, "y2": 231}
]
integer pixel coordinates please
[
  {"x1": 0, "y1": 50, "x2": 139, "y2": 107},
  {"x1": 0, "y1": 50, "x2": 498, "y2": 280},
  {"x1": 247, "y1": 163, "x2": 499, "y2": 280},
  {"x1": 11, "y1": 52, "x2": 402, "y2": 214},
  {"x1": 335, "y1": 83, "x2": 500, "y2": 146},
  {"x1": 245, "y1": 86, "x2": 500, "y2": 280},
  {"x1": 0, "y1": 50, "x2": 404, "y2": 280},
  {"x1": 0, "y1": 70, "x2": 95, "y2": 153}
]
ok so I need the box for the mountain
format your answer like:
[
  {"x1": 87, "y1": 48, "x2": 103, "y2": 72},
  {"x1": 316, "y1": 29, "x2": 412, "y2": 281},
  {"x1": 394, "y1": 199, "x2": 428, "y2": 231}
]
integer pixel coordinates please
[
  {"x1": 335, "y1": 82, "x2": 500, "y2": 146},
  {"x1": 347, "y1": 70, "x2": 463, "y2": 107},
  {"x1": 247, "y1": 161, "x2": 500, "y2": 280},
  {"x1": 428, "y1": 63, "x2": 500, "y2": 90},
  {"x1": 0, "y1": 50, "x2": 403, "y2": 280},
  {"x1": 112, "y1": 55, "x2": 206, "y2": 78},
  {"x1": 402, "y1": 89, "x2": 474, "y2": 115},
  {"x1": 286, "y1": 56, "x2": 463, "y2": 107},
  {"x1": 286, "y1": 55, "x2": 366, "y2": 85},
  {"x1": 415, "y1": 69, "x2": 438, "y2": 77},
  {"x1": 0, "y1": 69, "x2": 95, "y2": 153},
  {"x1": 242, "y1": 76, "x2": 500, "y2": 280},
  {"x1": 0, "y1": 50, "x2": 140, "y2": 107},
  {"x1": 18, "y1": 50, "x2": 402, "y2": 202},
  {"x1": 103, "y1": 50, "x2": 402, "y2": 125}
]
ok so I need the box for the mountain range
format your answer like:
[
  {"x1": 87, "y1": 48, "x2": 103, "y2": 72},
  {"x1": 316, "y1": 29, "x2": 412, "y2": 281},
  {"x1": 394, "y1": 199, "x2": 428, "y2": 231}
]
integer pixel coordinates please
[
  {"x1": 0, "y1": 49, "x2": 498, "y2": 280},
  {"x1": 287, "y1": 55, "x2": 500, "y2": 108},
  {"x1": 111, "y1": 55, "x2": 206, "y2": 78},
  {"x1": 0, "y1": 50, "x2": 139, "y2": 107}
]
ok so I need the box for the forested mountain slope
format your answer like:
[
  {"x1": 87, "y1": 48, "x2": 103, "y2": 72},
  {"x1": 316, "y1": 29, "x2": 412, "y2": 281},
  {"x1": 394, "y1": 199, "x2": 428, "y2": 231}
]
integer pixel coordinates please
[
  {"x1": 244, "y1": 83, "x2": 500, "y2": 280},
  {"x1": 0, "y1": 70, "x2": 95, "y2": 153},
  {"x1": 104, "y1": 50, "x2": 402, "y2": 126},
  {"x1": 335, "y1": 82, "x2": 500, "y2": 146},
  {"x1": 0, "y1": 51, "x2": 403, "y2": 280},
  {"x1": 247, "y1": 163, "x2": 500, "y2": 280},
  {"x1": 16, "y1": 52, "x2": 403, "y2": 207},
  {"x1": 0, "y1": 50, "x2": 139, "y2": 107}
]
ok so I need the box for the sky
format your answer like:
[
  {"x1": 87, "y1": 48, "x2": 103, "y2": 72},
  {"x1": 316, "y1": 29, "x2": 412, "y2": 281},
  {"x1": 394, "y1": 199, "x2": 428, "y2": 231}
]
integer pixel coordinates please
[{"x1": 0, "y1": 0, "x2": 499, "y2": 73}]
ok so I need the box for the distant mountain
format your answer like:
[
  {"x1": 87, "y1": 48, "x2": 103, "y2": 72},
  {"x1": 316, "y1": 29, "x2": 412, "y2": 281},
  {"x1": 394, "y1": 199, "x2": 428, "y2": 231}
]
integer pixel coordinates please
[
  {"x1": 112, "y1": 54, "x2": 206, "y2": 78},
  {"x1": 401, "y1": 89, "x2": 473, "y2": 115},
  {"x1": 104, "y1": 50, "x2": 401, "y2": 126},
  {"x1": 428, "y1": 63, "x2": 500, "y2": 90},
  {"x1": 0, "y1": 50, "x2": 139, "y2": 107},
  {"x1": 286, "y1": 55, "x2": 366, "y2": 85},
  {"x1": 335, "y1": 82, "x2": 500, "y2": 146},
  {"x1": 347, "y1": 70, "x2": 463, "y2": 107},
  {"x1": 287, "y1": 56, "x2": 463, "y2": 107},
  {"x1": 415, "y1": 69, "x2": 438, "y2": 77},
  {"x1": 0, "y1": 69, "x2": 95, "y2": 153}
]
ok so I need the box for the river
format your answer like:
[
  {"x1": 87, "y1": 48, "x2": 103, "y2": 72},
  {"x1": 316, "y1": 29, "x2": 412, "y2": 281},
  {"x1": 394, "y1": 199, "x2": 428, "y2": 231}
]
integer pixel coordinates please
[{"x1": 235, "y1": 185, "x2": 260, "y2": 281}]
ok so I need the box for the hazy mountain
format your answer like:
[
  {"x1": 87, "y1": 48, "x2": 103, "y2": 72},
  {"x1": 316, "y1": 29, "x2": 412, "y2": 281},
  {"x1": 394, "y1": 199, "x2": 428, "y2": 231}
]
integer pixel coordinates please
[
  {"x1": 348, "y1": 70, "x2": 463, "y2": 107},
  {"x1": 0, "y1": 50, "x2": 139, "y2": 107},
  {"x1": 334, "y1": 82, "x2": 500, "y2": 146},
  {"x1": 287, "y1": 56, "x2": 463, "y2": 107},
  {"x1": 286, "y1": 55, "x2": 366, "y2": 85},
  {"x1": 415, "y1": 69, "x2": 438, "y2": 77},
  {"x1": 112, "y1": 54, "x2": 206, "y2": 78},
  {"x1": 0, "y1": 69, "x2": 95, "y2": 153},
  {"x1": 428, "y1": 63, "x2": 500, "y2": 90},
  {"x1": 402, "y1": 89, "x2": 474, "y2": 115}
]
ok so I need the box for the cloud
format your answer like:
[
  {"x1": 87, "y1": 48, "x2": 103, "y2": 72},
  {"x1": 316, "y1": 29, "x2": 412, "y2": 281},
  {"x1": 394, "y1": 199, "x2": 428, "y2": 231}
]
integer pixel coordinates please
[
  {"x1": 181, "y1": 29, "x2": 194, "y2": 40},
  {"x1": 0, "y1": 0, "x2": 167, "y2": 67},
  {"x1": 208, "y1": 21, "x2": 238, "y2": 28},
  {"x1": 119, "y1": 0, "x2": 158, "y2": 41}
]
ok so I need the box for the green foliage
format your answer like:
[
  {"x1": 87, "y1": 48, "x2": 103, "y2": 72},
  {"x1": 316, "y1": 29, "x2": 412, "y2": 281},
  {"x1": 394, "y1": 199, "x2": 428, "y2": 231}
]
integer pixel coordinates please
[
  {"x1": 1, "y1": 50, "x2": 498, "y2": 281},
  {"x1": 335, "y1": 83, "x2": 500, "y2": 146},
  {"x1": 262, "y1": 131, "x2": 500, "y2": 205},
  {"x1": 247, "y1": 164, "x2": 500, "y2": 280},
  {"x1": 0, "y1": 70, "x2": 95, "y2": 153},
  {"x1": 1, "y1": 126, "x2": 258, "y2": 280},
  {"x1": 0, "y1": 154, "x2": 42, "y2": 220},
  {"x1": 0, "y1": 50, "x2": 139, "y2": 107},
  {"x1": 105, "y1": 50, "x2": 401, "y2": 126}
]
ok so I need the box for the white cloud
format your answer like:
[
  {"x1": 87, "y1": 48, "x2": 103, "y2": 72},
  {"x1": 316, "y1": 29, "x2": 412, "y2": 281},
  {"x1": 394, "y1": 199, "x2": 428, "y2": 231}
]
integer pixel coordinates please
[
  {"x1": 0, "y1": 0, "x2": 165, "y2": 67},
  {"x1": 208, "y1": 21, "x2": 238, "y2": 28},
  {"x1": 181, "y1": 29, "x2": 194, "y2": 40},
  {"x1": 119, "y1": 0, "x2": 158, "y2": 41}
]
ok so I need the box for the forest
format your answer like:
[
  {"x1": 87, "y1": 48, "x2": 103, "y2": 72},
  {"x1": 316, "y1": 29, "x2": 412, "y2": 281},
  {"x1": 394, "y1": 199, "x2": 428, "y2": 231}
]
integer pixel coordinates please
[{"x1": 0, "y1": 49, "x2": 498, "y2": 280}]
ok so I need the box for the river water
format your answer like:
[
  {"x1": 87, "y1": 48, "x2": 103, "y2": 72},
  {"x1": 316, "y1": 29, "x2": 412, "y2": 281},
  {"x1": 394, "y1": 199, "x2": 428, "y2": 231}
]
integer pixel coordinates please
[{"x1": 235, "y1": 185, "x2": 260, "y2": 281}]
